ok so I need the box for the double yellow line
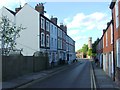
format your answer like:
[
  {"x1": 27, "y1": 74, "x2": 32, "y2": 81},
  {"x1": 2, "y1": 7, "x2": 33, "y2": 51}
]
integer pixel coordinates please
[{"x1": 91, "y1": 62, "x2": 97, "y2": 90}]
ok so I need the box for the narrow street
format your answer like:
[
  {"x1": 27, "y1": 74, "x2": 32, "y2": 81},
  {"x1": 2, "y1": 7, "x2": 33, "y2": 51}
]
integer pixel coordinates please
[{"x1": 27, "y1": 60, "x2": 92, "y2": 88}]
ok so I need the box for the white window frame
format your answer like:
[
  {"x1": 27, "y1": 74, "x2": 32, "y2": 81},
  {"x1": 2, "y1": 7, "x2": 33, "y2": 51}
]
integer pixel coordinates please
[
  {"x1": 41, "y1": 32, "x2": 45, "y2": 46},
  {"x1": 41, "y1": 17, "x2": 45, "y2": 29},
  {"x1": 60, "y1": 39, "x2": 62, "y2": 49},
  {"x1": 111, "y1": 24, "x2": 113, "y2": 44},
  {"x1": 46, "y1": 34, "x2": 49, "y2": 47},
  {"x1": 58, "y1": 38, "x2": 60, "y2": 49},
  {"x1": 116, "y1": 38, "x2": 120, "y2": 68},
  {"x1": 103, "y1": 37, "x2": 104, "y2": 48},
  {"x1": 58, "y1": 28, "x2": 60, "y2": 37},
  {"x1": 116, "y1": 0, "x2": 119, "y2": 28},
  {"x1": 106, "y1": 31, "x2": 108, "y2": 47},
  {"x1": 46, "y1": 20, "x2": 49, "y2": 32}
]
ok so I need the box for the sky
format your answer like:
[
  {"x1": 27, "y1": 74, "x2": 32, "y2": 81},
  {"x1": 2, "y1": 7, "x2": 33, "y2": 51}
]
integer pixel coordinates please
[{"x1": 0, "y1": 0, "x2": 112, "y2": 51}]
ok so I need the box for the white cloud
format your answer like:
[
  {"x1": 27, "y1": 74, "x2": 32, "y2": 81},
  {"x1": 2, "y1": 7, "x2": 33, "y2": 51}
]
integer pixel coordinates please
[
  {"x1": 44, "y1": 13, "x2": 50, "y2": 18},
  {"x1": 0, "y1": 0, "x2": 26, "y2": 10},
  {"x1": 64, "y1": 12, "x2": 111, "y2": 51},
  {"x1": 67, "y1": 29, "x2": 80, "y2": 36},
  {"x1": 74, "y1": 36, "x2": 88, "y2": 51},
  {"x1": 72, "y1": 35, "x2": 87, "y2": 41},
  {"x1": 64, "y1": 12, "x2": 109, "y2": 32}
]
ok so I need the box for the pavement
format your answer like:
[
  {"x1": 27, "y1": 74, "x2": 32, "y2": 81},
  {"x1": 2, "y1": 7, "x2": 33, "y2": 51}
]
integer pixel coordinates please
[{"x1": 92, "y1": 62, "x2": 120, "y2": 89}]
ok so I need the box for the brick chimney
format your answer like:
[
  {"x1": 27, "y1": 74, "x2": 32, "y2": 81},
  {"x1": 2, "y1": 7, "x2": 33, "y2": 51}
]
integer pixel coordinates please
[
  {"x1": 35, "y1": 3, "x2": 45, "y2": 15},
  {"x1": 15, "y1": 5, "x2": 22, "y2": 13},
  {"x1": 64, "y1": 25, "x2": 67, "y2": 34},
  {"x1": 60, "y1": 23, "x2": 64, "y2": 30},
  {"x1": 50, "y1": 16, "x2": 57, "y2": 25},
  {"x1": 60, "y1": 23, "x2": 67, "y2": 33}
]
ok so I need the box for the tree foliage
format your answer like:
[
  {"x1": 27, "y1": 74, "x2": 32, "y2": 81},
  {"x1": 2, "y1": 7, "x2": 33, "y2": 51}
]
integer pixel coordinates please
[
  {"x1": 87, "y1": 48, "x2": 92, "y2": 56},
  {"x1": 92, "y1": 38, "x2": 99, "y2": 53},
  {"x1": 81, "y1": 44, "x2": 88, "y2": 55},
  {"x1": 0, "y1": 16, "x2": 25, "y2": 55},
  {"x1": 77, "y1": 38, "x2": 100, "y2": 58}
]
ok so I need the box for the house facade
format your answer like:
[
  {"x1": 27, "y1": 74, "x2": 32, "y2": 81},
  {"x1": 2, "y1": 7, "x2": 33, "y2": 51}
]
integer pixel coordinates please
[
  {"x1": 49, "y1": 17, "x2": 58, "y2": 65},
  {"x1": 68, "y1": 36, "x2": 76, "y2": 63},
  {"x1": 103, "y1": 21, "x2": 114, "y2": 78},
  {"x1": 96, "y1": 0, "x2": 120, "y2": 85},
  {"x1": 0, "y1": 3, "x2": 76, "y2": 65},
  {"x1": 96, "y1": 34, "x2": 103, "y2": 69},
  {"x1": 110, "y1": 0, "x2": 120, "y2": 85},
  {"x1": 15, "y1": 4, "x2": 40, "y2": 56},
  {"x1": 57, "y1": 27, "x2": 63, "y2": 61},
  {"x1": 96, "y1": 21, "x2": 114, "y2": 79}
]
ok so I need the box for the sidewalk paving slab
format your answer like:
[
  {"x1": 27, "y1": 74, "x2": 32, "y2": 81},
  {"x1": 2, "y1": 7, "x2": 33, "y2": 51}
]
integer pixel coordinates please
[{"x1": 92, "y1": 63, "x2": 120, "y2": 89}]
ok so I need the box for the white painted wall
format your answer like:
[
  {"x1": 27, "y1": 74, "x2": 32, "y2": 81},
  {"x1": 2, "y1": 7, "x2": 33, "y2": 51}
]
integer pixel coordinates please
[
  {"x1": 0, "y1": 7, "x2": 15, "y2": 22},
  {"x1": 16, "y1": 4, "x2": 40, "y2": 56},
  {"x1": 50, "y1": 23, "x2": 57, "y2": 51},
  {"x1": 50, "y1": 23, "x2": 57, "y2": 63},
  {"x1": 116, "y1": 38, "x2": 120, "y2": 68},
  {"x1": 103, "y1": 54, "x2": 106, "y2": 72}
]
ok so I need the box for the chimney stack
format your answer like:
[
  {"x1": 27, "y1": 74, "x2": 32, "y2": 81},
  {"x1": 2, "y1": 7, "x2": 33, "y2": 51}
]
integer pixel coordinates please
[
  {"x1": 50, "y1": 16, "x2": 57, "y2": 25},
  {"x1": 60, "y1": 23, "x2": 67, "y2": 34},
  {"x1": 35, "y1": 3, "x2": 45, "y2": 15},
  {"x1": 15, "y1": 5, "x2": 22, "y2": 13}
]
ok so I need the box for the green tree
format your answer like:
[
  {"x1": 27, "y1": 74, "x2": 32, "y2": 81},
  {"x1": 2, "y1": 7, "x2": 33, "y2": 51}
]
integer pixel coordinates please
[
  {"x1": 81, "y1": 44, "x2": 88, "y2": 55},
  {"x1": 87, "y1": 48, "x2": 92, "y2": 57},
  {"x1": 92, "y1": 38, "x2": 99, "y2": 54},
  {"x1": 0, "y1": 16, "x2": 25, "y2": 55}
]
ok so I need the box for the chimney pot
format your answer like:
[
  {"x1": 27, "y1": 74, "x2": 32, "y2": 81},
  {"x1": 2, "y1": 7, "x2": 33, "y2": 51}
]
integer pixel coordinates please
[
  {"x1": 103, "y1": 29, "x2": 106, "y2": 34},
  {"x1": 107, "y1": 22, "x2": 110, "y2": 26}
]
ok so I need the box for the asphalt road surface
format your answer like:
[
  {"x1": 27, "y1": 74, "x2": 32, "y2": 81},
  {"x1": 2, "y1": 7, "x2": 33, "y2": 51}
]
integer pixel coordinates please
[{"x1": 28, "y1": 60, "x2": 92, "y2": 88}]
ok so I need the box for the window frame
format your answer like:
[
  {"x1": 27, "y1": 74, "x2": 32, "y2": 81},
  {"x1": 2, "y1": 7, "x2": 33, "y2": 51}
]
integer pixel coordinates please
[
  {"x1": 115, "y1": 0, "x2": 119, "y2": 29},
  {"x1": 41, "y1": 32, "x2": 45, "y2": 46},
  {"x1": 106, "y1": 31, "x2": 108, "y2": 47},
  {"x1": 46, "y1": 34, "x2": 49, "y2": 47},
  {"x1": 46, "y1": 20, "x2": 49, "y2": 32},
  {"x1": 41, "y1": 17, "x2": 45, "y2": 30},
  {"x1": 111, "y1": 24, "x2": 113, "y2": 44}
]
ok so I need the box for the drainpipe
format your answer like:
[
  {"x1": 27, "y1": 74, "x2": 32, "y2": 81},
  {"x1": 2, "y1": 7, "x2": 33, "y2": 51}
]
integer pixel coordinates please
[{"x1": 111, "y1": 13, "x2": 115, "y2": 81}]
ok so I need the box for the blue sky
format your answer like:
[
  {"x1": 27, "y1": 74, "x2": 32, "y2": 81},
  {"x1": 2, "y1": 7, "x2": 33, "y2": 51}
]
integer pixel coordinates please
[{"x1": 0, "y1": 0, "x2": 112, "y2": 51}]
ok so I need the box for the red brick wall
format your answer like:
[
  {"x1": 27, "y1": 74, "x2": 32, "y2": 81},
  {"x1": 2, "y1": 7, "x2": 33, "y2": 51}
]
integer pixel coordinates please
[
  {"x1": 103, "y1": 25, "x2": 113, "y2": 53},
  {"x1": 102, "y1": 24, "x2": 113, "y2": 75},
  {"x1": 118, "y1": 1, "x2": 120, "y2": 38},
  {"x1": 105, "y1": 26, "x2": 113, "y2": 53},
  {"x1": 112, "y1": 1, "x2": 120, "y2": 84}
]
